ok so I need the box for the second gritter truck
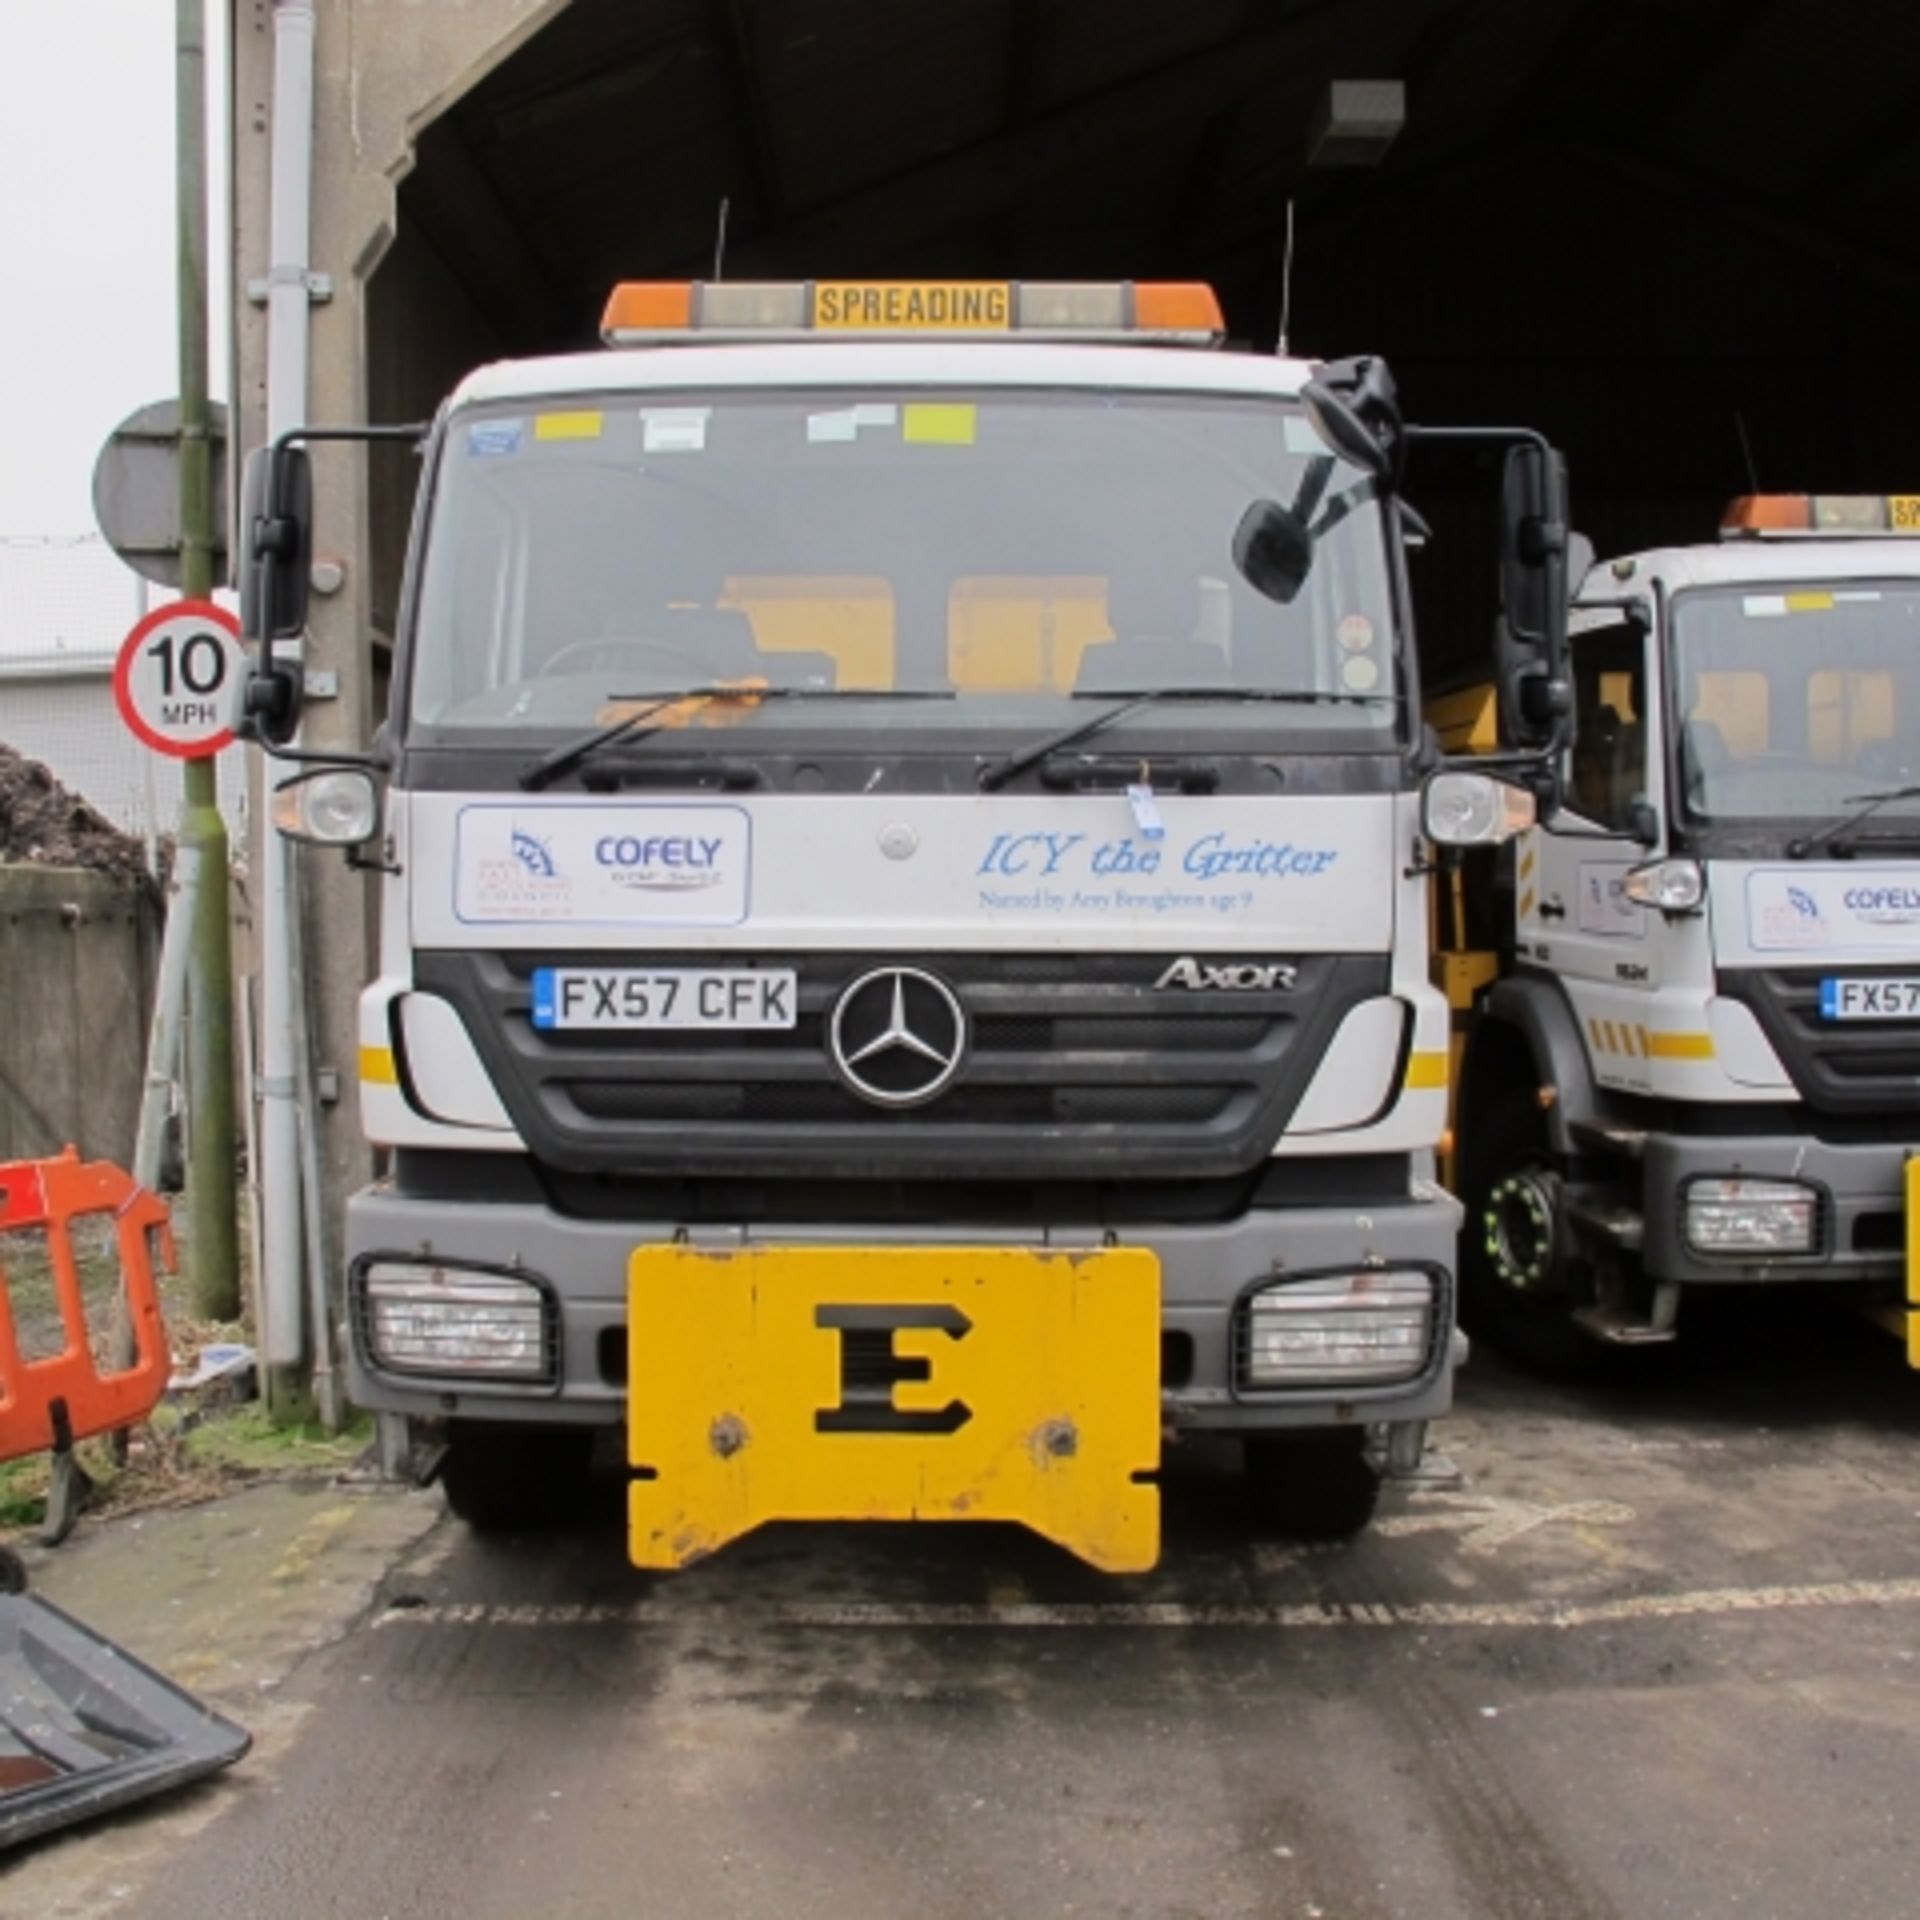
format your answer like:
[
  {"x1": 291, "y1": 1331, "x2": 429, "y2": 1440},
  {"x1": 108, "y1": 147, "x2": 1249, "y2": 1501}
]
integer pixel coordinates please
[{"x1": 1439, "y1": 493, "x2": 1920, "y2": 1373}]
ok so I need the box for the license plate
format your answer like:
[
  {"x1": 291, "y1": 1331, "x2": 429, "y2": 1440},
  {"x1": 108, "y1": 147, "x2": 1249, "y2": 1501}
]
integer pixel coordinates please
[
  {"x1": 1819, "y1": 976, "x2": 1920, "y2": 1021},
  {"x1": 627, "y1": 1245, "x2": 1161, "y2": 1573},
  {"x1": 530, "y1": 967, "x2": 796, "y2": 1031}
]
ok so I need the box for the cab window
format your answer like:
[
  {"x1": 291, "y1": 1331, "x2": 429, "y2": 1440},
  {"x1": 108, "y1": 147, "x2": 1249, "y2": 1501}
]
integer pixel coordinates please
[{"x1": 1567, "y1": 622, "x2": 1647, "y2": 830}]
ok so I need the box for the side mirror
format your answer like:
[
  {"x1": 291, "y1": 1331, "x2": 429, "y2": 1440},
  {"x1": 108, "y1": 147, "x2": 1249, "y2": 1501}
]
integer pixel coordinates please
[
  {"x1": 270, "y1": 766, "x2": 382, "y2": 849},
  {"x1": 1566, "y1": 529, "x2": 1595, "y2": 601},
  {"x1": 239, "y1": 444, "x2": 313, "y2": 745},
  {"x1": 1301, "y1": 383, "x2": 1389, "y2": 477},
  {"x1": 1628, "y1": 794, "x2": 1661, "y2": 849},
  {"x1": 1302, "y1": 355, "x2": 1402, "y2": 481},
  {"x1": 1495, "y1": 442, "x2": 1572, "y2": 750},
  {"x1": 1232, "y1": 499, "x2": 1314, "y2": 604}
]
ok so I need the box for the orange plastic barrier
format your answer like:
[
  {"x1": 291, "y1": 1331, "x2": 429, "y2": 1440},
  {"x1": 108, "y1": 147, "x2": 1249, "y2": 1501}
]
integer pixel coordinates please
[{"x1": 0, "y1": 1150, "x2": 173, "y2": 1461}]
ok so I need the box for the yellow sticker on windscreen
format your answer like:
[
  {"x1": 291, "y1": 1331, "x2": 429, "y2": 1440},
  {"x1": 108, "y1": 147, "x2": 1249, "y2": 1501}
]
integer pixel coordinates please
[
  {"x1": 902, "y1": 404, "x2": 977, "y2": 446},
  {"x1": 535, "y1": 410, "x2": 603, "y2": 442}
]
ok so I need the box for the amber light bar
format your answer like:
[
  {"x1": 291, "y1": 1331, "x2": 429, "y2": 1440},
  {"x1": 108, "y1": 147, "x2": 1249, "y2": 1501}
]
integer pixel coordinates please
[
  {"x1": 600, "y1": 280, "x2": 1226, "y2": 347},
  {"x1": 1721, "y1": 493, "x2": 1920, "y2": 537}
]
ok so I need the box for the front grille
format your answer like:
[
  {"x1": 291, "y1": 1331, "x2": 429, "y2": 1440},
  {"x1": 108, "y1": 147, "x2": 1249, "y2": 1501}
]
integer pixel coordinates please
[
  {"x1": 1719, "y1": 969, "x2": 1920, "y2": 1116},
  {"x1": 411, "y1": 947, "x2": 1392, "y2": 1180}
]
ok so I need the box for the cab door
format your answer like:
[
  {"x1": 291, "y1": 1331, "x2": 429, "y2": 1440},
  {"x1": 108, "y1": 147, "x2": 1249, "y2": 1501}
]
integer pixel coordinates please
[{"x1": 1524, "y1": 611, "x2": 1659, "y2": 1093}]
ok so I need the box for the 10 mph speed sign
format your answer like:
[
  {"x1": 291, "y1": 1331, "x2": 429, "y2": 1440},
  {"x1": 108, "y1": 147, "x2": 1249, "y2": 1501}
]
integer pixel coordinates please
[{"x1": 113, "y1": 599, "x2": 247, "y2": 759}]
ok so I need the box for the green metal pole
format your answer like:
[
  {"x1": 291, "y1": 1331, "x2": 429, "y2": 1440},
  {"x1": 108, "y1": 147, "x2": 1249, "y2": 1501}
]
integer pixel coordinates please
[{"x1": 179, "y1": 0, "x2": 240, "y2": 1322}]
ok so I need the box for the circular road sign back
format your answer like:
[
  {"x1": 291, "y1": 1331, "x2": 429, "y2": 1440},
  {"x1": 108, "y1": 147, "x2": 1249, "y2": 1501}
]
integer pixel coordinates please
[{"x1": 113, "y1": 599, "x2": 246, "y2": 759}]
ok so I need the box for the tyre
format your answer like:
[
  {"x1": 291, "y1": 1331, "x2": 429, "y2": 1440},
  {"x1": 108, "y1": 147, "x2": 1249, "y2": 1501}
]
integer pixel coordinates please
[
  {"x1": 438, "y1": 1421, "x2": 596, "y2": 1534},
  {"x1": 1243, "y1": 1427, "x2": 1381, "y2": 1540},
  {"x1": 1458, "y1": 1082, "x2": 1604, "y2": 1378}
]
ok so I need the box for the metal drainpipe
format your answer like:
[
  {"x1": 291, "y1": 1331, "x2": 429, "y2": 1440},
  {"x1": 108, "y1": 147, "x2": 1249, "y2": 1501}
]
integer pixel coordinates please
[{"x1": 258, "y1": 0, "x2": 317, "y2": 1378}]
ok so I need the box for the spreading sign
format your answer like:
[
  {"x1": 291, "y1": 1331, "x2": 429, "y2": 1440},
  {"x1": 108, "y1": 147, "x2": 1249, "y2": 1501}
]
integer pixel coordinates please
[{"x1": 113, "y1": 599, "x2": 246, "y2": 759}]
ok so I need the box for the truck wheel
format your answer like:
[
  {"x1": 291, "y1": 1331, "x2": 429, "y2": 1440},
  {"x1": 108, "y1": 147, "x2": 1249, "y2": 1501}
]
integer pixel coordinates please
[
  {"x1": 438, "y1": 1422, "x2": 596, "y2": 1534},
  {"x1": 1459, "y1": 1084, "x2": 1601, "y2": 1378},
  {"x1": 1243, "y1": 1428, "x2": 1381, "y2": 1540}
]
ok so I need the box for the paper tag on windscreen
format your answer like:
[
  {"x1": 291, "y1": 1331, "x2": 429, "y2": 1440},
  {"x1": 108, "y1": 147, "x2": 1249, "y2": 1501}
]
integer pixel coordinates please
[
  {"x1": 1127, "y1": 783, "x2": 1165, "y2": 839},
  {"x1": 642, "y1": 408, "x2": 709, "y2": 453}
]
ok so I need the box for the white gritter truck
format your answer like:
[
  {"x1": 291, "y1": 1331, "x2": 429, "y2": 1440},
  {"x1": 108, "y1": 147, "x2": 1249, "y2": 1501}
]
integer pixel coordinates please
[
  {"x1": 243, "y1": 278, "x2": 1571, "y2": 1571},
  {"x1": 1441, "y1": 493, "x2": 1920, "y2": 1373}
]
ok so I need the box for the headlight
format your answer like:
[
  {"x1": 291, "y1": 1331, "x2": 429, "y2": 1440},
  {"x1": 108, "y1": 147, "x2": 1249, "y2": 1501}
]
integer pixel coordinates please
[
  {"x1": 1683, "y1": 1178, "x2": 1818, "y2": 1255},
  {"x1": 1240, "y1": 1271, "x2": 1435, "y2": 1387},
  {"x1": 1621, "y1": 858, "x2": 1704, "y2": 913},
  {"x1": 359, "y1": 1262, "x2": 553, "y2": 1379},
  {"x1": 1423, "y1": 772, "x2": 1536, "y2": 847},
  {"x1": 272, "y1": 766, "x2": 382, "y2": 846}
]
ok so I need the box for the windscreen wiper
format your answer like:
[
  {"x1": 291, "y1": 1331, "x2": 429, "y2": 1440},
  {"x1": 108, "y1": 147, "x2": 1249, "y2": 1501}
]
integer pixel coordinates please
[
  {"x1": 978, "y1": 687, "x2": 1395, "y2": 793},
  {"x1": 519, "y1": 686, "x2": 951, "y2": 791},
  {"x1": 1787, "y1": 784, "x2": 1920, "y2": 858},
  {"x1": 520, "y1": 688, "x2": 727, "y2": 790}
]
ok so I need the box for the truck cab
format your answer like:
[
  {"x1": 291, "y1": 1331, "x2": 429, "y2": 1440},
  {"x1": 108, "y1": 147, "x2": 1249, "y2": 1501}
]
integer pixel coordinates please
[
  {"x1": 249, "y1": 279, "x2": 1564, "y2": 1569},
  {"x1": 1448, "y1": 493, "x2": 1920, "y2": 1370}
]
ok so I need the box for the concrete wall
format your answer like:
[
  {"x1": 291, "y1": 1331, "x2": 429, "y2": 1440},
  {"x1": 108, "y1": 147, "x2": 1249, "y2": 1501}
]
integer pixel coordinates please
[{"x1": 0, "y1": 866, "x2": 159, "y2": 1168}]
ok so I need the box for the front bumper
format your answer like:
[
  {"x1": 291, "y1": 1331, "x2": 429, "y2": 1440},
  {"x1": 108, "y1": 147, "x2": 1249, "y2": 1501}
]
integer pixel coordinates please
[
  {"x1": 342, "y1": 1176, "x2": 1462, "y2": 1433},
  {"x1": 1640, "y1": 1131, "x2": 1914, "y2": 1285}
]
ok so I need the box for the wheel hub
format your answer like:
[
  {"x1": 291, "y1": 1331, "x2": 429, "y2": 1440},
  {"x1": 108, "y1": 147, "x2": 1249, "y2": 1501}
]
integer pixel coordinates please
[{"x1": 1483, "y1": 1167, "x2": 1561, "y2": 1293}]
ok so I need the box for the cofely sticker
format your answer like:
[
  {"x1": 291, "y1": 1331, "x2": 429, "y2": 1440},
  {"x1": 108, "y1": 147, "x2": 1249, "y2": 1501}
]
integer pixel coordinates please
[
  {"x1": 455, "y1": 806, "x2": 751, "y2": 926},
  {"x1": 1746, "y1": 868, "x2": 1920, "y2": 952}
]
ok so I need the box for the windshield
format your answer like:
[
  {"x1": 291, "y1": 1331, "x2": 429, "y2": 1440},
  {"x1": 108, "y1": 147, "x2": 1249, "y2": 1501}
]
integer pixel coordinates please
[
  {"x1": 405, "y1": 387, "x2": 1399, "y2": 749},
  {"x1": 1671, "y1": 582, "x2": 1920, "y2": 826}
]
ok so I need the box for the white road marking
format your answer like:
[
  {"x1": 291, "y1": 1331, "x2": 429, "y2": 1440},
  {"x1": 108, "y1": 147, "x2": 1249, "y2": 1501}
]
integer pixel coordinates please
[
  {"x1": 1375, "y1": 1495, "x2": 1636, "y2": 1555},
  {"x1": 375, "y1": 1575, "x2": 1920, "y2": 1635}
]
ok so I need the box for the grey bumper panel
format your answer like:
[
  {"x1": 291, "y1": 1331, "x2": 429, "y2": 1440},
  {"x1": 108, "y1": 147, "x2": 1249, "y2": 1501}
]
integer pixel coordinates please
[
  {"x1": 344, "y1": 1178, "x2": 1462, "y2": 1432},
  {"x1": 1640, "y1": 1131, "x2": 1915, "y2": 1283}
]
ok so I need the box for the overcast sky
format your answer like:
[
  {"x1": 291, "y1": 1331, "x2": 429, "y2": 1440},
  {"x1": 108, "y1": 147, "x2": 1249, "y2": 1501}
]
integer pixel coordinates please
[{"x1": 0, "y1": 1, "x2": 230, "y2": 538}]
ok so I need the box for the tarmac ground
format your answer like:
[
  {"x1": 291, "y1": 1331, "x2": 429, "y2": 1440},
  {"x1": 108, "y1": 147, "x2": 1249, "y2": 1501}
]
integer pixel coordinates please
[{"x1": 7, "y1": 1292, "x2": 1920, "y2": 1920}]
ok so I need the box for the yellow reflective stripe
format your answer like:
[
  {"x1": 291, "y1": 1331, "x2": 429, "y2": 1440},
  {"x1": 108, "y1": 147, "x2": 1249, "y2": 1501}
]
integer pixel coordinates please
[
  {"x1": 1518, "y1": 847, "x2": 1537, "y2": 882},
  {"x1": 1404, "y1": 1050, "x2": 1449, "y2": 1090},
  {"x1": 359, "y1": 1044, "x2": 398, "y2": 1085},
  {"x1": 1645, "y1": 1031, "x2": 1715, "y2": 1060}
]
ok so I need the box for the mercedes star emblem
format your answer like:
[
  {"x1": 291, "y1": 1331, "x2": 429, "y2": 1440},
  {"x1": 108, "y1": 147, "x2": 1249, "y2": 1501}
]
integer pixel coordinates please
[{"x1": 829, "y1": 967, "x2": 967, "y2": 1108}]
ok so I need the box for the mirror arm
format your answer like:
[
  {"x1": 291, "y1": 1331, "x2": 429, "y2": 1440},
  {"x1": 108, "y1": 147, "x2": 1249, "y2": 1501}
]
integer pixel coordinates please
[
  {"x1": 1566, "y1": 591, "x2": 1651, "y2": 633},
  {"x1": 256, "y1": 739, "x2": 384, "y2": 770}
]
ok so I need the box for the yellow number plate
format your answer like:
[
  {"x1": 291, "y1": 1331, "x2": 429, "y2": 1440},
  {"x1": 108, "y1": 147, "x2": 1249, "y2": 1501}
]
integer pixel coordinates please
[
  {"x1": 813, "y1": 281, "x2": 1012, "y2": 331},
  {"x1": 628, "y1": 1244, "x2": 1160, "y2": 1572},
  {"x1": 1889, "y1": 496, "x2": 1920, "y2": 532}
]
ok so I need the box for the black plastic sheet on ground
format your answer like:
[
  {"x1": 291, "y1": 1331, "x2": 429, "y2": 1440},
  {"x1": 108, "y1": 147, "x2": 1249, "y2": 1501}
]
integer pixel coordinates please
[{"x1": 0, "y1": 1594, "x2": 249, "y2": 1849}]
